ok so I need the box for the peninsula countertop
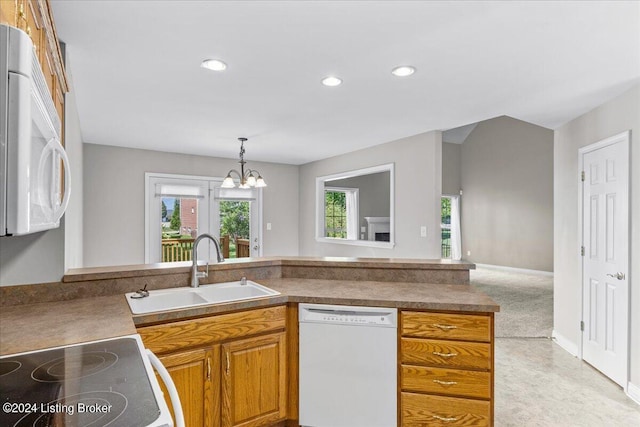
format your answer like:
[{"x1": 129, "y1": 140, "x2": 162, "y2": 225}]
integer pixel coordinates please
[{"x1": 0, "y1": 277, "x2": 498, "y2": 356}]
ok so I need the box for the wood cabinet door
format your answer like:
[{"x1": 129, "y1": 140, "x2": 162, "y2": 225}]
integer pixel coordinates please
[
  {"x1": 221, "y1": 332, "x2": 287, "y2": 427},
  {"x1": 0, "y1": 0, "x2": 19, "y2": 27},
  {"x1": 158, "y1": 346, "x2": 220, "y2": 427}
]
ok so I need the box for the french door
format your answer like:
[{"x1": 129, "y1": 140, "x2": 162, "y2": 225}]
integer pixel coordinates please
[
  {"x1": 145, "y1": 173, "x2": 262, "y2": 264},
  {"x1": 580, "y1": 131, "x2": 629, "y2": 388}
]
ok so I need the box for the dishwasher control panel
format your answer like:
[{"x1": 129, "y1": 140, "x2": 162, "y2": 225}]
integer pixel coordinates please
[{"x1": 298, "y1": 303, "x2": 397, "y2": 327}]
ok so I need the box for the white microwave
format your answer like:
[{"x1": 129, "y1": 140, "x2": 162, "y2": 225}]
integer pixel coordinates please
[{"x1": 0, "y1": 24, "x2": 70, "y2": 236}]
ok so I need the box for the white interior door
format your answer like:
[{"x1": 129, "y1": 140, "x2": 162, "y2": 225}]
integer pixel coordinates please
[{"x1": 581, "y1": 131, "x2": 629, "y2": 388}]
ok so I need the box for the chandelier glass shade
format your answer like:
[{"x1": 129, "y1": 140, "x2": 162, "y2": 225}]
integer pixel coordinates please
[{"x1": 221, "y1": 138, "x2": 267, "y2": 189}]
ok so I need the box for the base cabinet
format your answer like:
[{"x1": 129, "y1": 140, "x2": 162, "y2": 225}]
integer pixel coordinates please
[
  {"x1": 399, "y1": 310, "x2": 494, "y2": 427},
  {"x1": 402, "y1": 392, "x2": 491, "y2": 427},
  {"x1": 158, "y1": 347, "x2": 219, "y2": 427},
  {"x1": 140, "y1": 305, "x2": 494, "y2": 427},
  {"x1": 138, "y1": 305, "x2": 287, "y2": 427},
  {"x1": 222, "y1": 332, "x2": 287, "y2": 427}
]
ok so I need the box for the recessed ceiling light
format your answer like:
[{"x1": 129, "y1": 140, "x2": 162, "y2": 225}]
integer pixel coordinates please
[
  {"x1": 391, "y1": 65, "x2": 416, "y2": 77},
  {"x1": 321, "y1": 76, "x2": 343, "y2": 87},
  {"x1": 201, "y1": 59, "x2": 227, "y2": 71}
]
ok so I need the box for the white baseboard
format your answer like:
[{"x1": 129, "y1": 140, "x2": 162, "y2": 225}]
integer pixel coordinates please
[
  {"x1": 627, "y1": 382, "x2": 640, "y2": 405},
  {"x1": 474, "y1": 263, "x2": 554, "y2": 277},
  {"x1": 551, "y1": 329, "x2": 579, "y2": 357}
]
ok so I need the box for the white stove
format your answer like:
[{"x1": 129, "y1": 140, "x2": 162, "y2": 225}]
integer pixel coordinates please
[{"x1": 0, "y1": 335, "x2": 177, "y2": 427}]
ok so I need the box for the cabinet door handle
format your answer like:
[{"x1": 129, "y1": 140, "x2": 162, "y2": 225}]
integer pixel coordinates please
[
  {"x1": 433, "y1": 379, "x2": 458, "y2": 385},
  {"x1": 432, "y1": 351, "x2": 458, "y2": 358},
  {"x1": 206, "y1": 357, "x2": 211, "y2": 381},
  {"x1": 226, "y1": 351, "x2": 230, "y2": 375},
  {"x1": 432, "y1": 415, "x2": 459, "y2": 422},
  {"x1": 432, "y1": 323, "x2": 457, "y2": 330}
]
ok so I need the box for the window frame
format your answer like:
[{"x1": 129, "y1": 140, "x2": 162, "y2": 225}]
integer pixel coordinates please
[{"x1": 315, "y1": 163, "x2": 395, "y2": 248}]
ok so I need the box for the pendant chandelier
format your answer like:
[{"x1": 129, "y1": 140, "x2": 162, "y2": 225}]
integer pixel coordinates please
[{"x1": 221, "y1": 137, "x2": 267, "y2": 189}]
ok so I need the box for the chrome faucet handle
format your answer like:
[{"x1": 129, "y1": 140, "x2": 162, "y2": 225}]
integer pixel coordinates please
[{"x1": 240, "y1": 277, "x2": 247, "y2": 286}]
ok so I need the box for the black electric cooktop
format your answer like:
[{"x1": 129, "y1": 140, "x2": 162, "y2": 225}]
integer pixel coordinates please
[{"x1": 0, "y1": 336, "x2": 163, "y2": 427}]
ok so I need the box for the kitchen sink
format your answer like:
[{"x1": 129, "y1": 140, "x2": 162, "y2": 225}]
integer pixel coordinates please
[
  {"x1": 195, "y1": 280, "x2": 279, "y2": 302},
  {"x1": 126, "y1": 280, "x2": 280, "y2": 314}
]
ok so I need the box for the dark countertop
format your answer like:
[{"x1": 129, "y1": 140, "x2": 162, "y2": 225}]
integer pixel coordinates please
[
  {"x1": 1, "y1": 277, "x2": 498, "y2": 356},
  {"x1": 63, "y1": 257, "x2": 475, "y2": 282},
  {"x1": 0, "y1": 295, "x2": 137, "y2": 356}
]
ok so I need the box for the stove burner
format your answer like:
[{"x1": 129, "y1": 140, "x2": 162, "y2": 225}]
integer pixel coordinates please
[
  {"x1": 0, "y1": 360, "x2": 22, "y2": 377},
  {"x1": 31, "y1": 352, "x2": 118, "y2": 382},
  {"x1": 12, "y1": 391, "x2": 128, "y2": 427}
]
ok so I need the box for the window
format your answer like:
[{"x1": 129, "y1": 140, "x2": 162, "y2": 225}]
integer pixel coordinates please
[
  {"x1": 161, "y1": 195, "x2": 203, "y2": 262},
  {"x1": 441, "y1": 197, "x2": 452, "y2": 258},
  {"x1": 145, "y1": 173, "x2": 262, "y2": 263},
  {"x1": 219, "y1": 200, "x2": 251, "y2": 258},
  {"x1": 441, "y1": 195, "x2": 461, "y2": 260},
  {"x1": 325, "y1": 190, "x2": 346, "y2": 238},
  {"x1": 324, "y1": 187, "x2": 358, "y2": 239}
]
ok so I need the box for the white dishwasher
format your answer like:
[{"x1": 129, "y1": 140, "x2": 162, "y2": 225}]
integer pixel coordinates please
[{"x1": 298, "y1": 303, "x2": 397, "y2": 427}]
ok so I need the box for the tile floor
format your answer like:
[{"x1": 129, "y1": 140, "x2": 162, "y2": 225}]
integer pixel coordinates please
[
  {"x1": 495, "y1": 337, "x2": 640, "y2": 426},
  {"x1": 477, "y1": 264, "x2": 640, "y2": 426}
]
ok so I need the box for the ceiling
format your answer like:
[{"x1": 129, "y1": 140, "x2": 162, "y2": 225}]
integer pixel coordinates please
[{"x1": 51, "y1": 1, "x2": 640, "y2": 165}]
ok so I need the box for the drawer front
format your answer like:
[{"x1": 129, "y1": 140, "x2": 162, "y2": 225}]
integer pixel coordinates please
[
  {"x1": 402, "y1": 311, "x2": 491, "y2": 342},
  {"x1": 401, "y1": 365, "x2": 491, "y2": 399},
  {"x1": 138, "y1": 305, "x2": 286, "y2": 354},
  {"x1": 401, "y1": 338, "x2": 491, "y2": 370},
  {"x1": 402, "y1": 392, "x2": 490, "y2": 427}
]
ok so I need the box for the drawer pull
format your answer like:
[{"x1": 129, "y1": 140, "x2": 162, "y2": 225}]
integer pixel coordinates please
[
  {"x1": 432, "y1": 323, "x2": 458, "y2": 330},
  {"x1": 432, "y1": 351, "x2": 458, "y2": 358},
  {"x1": 433, "y1": 379, "x2": 458, "y2": 385},
  {"x1": 432, "y1": 415, "x2": 459, "y2": 422}
]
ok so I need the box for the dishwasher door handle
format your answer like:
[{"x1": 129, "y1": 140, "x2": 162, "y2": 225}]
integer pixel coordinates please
[{"x1": 305, "y1": 308, "x2": 395, "y2": 316}]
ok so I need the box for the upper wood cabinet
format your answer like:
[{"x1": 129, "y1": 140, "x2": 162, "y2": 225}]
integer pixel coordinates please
[{"x1": 1, "y1": 0, "x2": 68, "y2": 139}]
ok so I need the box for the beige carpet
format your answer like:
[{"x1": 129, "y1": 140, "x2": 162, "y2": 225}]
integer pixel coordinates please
[{"x1": 470, "y1": 267, "x2": 553, "y2": 338}]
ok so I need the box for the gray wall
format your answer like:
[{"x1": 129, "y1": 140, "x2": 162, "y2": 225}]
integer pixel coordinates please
[
  {"x1": 442, "y1": 142, "x2": 461, "y2": 195},
  {"x1": 460, "y1": 116, "x2": 554, "y2": 271},
  {"x1": 83, "y1": 144, "x2": 299, "y2": 268},
  {"x1": 299, "y1": 131, "x2": 442, "y2": 258},
  {"x1": 554, "y1": 84, "x2": 640, "y2": 387},
  {"x1": 0, "y1": 227, "x2": 65, "y2": 286}
]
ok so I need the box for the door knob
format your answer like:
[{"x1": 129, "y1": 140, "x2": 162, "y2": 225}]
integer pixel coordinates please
[{"x1": 606, "y1": 272, "x2": 625, "y2": 280}]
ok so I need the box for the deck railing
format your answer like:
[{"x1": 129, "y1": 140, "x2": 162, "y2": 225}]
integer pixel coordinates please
[
  {"x1": 236, "y1": 238, "x2": 250, "y2": 258},
  {"x1": 162, "y1": 236, "x2": 249, "y2": 262},
  {"x1": 441, "y1": 229, "x2": 451, "y2": 259},
  {"x1": 220, "y1": 235, "x2": 230, "y2": 258},
  {"x1": 161, "y1": 238, "x2": 195, "y2": 262}
]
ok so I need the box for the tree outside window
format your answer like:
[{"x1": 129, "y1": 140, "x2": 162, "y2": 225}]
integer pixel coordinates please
[{"x1": 325, "y1": 190, "x2": 347, "y2": 238}]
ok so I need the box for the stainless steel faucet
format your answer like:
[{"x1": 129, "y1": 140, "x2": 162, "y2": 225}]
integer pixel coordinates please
[{"x1": 191, "y1": 233, "x2": 224, "y2": 288}]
